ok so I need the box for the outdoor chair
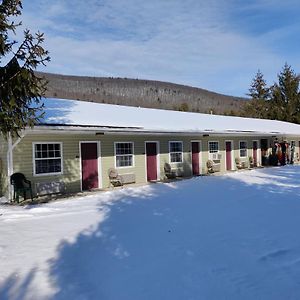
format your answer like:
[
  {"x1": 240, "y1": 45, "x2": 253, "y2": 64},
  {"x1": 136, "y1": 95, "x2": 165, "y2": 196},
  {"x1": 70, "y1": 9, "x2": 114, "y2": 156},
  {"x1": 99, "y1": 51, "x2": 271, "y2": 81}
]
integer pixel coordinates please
[
  {"x1": 235, "y1": 158, "x2": 248, "y2": 169},
  {"x1": 206, "y1": 160, "x2": 214, "y2": 173},
  {"x1": 235, "y1": 158, "x2": 243, "y2": 169},
  {"x1": 207, "y1": 160, "x2": 221, "y2": 173},
  {"x1": 10, "y1": 172, "x2": 33, "y2": 203},
  {"x1": 249, "y1": 157, "x2": 255, "y2": 168},
  {"x1": 108, "y1": 168, "x2": 123, "y2": 187},
  {"x1": 164, "y1": 163, "x2": 176, "y2": 179}
]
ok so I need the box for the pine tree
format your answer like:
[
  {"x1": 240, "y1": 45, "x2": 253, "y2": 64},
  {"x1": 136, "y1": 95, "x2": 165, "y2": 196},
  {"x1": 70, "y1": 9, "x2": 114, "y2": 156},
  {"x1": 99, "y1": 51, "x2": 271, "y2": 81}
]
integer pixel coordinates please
[
  {"x1": 242, "y1": 70, "x2": 270, "y2": 119},
  {"x1": 248, "y1": 70, "x2": 269, "y2": 101},
  {"x1": 269, "y1": 63, "x2": 300, "y2": 123},
  {"x1": 0, "y1": 0, "x2": 50, "y2": 137}
]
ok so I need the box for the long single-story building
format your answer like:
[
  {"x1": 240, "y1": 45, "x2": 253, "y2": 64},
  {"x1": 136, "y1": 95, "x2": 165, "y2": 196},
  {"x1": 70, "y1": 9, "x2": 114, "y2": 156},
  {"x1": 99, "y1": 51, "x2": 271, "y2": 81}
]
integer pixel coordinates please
[{"x1": 1, "y1": 98, "x2": 300, "y2": 200}]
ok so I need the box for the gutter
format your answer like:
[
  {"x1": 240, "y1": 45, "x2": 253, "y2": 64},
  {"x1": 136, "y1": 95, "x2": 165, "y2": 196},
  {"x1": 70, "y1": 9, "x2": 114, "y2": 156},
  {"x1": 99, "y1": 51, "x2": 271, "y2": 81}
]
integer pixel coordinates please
[{"x1": 29, "y1": 125, "x2": 292, "y2": 137}]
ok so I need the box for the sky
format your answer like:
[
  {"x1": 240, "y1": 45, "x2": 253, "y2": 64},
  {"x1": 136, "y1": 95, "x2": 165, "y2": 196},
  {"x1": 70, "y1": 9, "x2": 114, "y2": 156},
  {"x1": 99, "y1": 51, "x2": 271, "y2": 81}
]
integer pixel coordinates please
[{"x1": 17, "y1": 0, "x2": 300, "y2": 97}]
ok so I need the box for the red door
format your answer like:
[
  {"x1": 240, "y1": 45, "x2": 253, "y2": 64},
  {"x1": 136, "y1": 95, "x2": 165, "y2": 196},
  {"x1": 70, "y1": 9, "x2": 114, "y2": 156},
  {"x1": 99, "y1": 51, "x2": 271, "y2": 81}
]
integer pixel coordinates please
[
  {"x1": 81, "y1": 143, "x2": 98, "y2": 190},
  {"x1": 253, "y1": 141, "x2": 258, "y2": 165},
  {"x1": 225, "y1": 141, "x2": 232, "y2": 170},
  {"x1": 192, "y1": 142, "x2": 200, "y2": 175},
  {"x1": 146, "y1": 143, "x2": 157, "y2": 181}
]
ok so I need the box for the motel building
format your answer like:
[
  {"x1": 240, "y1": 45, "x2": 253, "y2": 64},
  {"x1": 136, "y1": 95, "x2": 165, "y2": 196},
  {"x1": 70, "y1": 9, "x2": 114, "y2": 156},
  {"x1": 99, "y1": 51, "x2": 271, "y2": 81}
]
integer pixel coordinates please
[{"x1": 1, "y1": 98, "x2": 300, "y2": 201}]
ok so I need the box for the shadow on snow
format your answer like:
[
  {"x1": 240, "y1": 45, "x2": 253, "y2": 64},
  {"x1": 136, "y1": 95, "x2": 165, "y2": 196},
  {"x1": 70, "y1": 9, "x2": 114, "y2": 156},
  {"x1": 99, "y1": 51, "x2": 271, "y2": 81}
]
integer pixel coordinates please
[{"x1": 2, "y1": 165, "x2": 300, "y2": 299}]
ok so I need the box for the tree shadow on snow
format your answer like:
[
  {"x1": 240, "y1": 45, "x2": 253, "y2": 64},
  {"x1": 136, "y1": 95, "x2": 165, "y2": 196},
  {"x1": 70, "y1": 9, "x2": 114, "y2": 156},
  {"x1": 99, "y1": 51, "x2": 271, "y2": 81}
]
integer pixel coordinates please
[
  {"x1": 2, "y1": 166, "x2": 300, "y2": 299},
  {"x1": 0, "y1": 269, "x2": 36, "y2": 300},
  {"x1": 47, "y1": 167, "x2": 300, "y2": 300}
]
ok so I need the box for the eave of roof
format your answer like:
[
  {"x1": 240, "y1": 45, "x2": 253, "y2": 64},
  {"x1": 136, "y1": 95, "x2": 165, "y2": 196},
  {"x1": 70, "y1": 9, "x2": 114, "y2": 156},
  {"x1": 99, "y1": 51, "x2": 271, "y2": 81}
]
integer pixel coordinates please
[{"x1": 29, "y1": 124, "x2": 289, "y2": 137}]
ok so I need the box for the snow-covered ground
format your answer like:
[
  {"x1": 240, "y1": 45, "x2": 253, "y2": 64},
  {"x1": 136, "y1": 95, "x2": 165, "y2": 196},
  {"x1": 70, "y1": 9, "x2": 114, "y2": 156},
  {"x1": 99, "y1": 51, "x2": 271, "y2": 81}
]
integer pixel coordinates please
[{"x1": 1, "y1": 166, "x2": 300, "y2": 300}]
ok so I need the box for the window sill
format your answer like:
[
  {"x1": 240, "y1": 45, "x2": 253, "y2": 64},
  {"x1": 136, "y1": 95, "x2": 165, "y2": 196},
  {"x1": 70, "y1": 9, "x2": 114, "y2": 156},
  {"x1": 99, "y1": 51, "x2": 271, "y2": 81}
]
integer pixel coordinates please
[
  {"x1": 115, "y1": 166, "x2": 134, "y2": 169},
  {"x1": 33, "y1": 172, "x2": 63, "y2": 177}
]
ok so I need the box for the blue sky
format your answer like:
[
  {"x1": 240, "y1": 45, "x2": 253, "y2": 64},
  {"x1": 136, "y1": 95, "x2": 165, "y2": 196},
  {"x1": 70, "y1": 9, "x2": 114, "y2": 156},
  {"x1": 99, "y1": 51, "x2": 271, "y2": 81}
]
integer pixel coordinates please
[{"x1": 19, "y1": 0, "x2": 300, "y2": 97}]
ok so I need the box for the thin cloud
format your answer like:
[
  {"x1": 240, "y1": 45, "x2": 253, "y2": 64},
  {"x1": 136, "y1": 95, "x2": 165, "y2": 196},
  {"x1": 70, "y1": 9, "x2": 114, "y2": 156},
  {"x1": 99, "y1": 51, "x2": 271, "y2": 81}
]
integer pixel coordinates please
[{"x1": 19, "y1": 0, "x2": 300, "y2": 96}]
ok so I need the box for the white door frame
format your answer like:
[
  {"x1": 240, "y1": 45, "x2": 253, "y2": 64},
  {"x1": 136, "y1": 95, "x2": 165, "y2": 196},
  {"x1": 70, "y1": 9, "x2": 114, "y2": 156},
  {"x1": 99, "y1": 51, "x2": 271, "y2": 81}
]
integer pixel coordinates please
[
  {"x1": 79, "y1": 141, "x2": 102, "y2": 191},
  {"x1": 144, "y1": 141, "x2": 160, "y2": 181},
  {"x1": 191, "y1": 140, "x2": 202, "y2": 175}
]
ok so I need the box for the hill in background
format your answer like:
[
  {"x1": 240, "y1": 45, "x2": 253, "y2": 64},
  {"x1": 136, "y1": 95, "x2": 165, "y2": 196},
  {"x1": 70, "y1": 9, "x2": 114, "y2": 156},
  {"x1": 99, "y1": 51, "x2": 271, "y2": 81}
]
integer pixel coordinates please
[{"x1": 37, "y1": 72, "x2": 247, "y2": 115}]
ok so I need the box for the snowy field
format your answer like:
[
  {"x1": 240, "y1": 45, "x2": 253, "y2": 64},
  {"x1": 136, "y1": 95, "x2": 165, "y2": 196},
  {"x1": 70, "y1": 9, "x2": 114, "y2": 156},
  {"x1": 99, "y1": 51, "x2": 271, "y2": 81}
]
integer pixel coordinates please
[{"x1": 1, "y1": 166, "x2": 300, "y2": 300}]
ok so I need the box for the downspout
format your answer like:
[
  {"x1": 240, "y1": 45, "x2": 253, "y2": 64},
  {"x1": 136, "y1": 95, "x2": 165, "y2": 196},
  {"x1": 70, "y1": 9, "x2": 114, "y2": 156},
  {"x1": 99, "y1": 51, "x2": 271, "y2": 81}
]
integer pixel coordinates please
[
  {"x1": 7, "y1": 133, "x2": 13, "y2": 200},
  {"x1": 7, "y1": 131, "x2": 26, "y2": 200}
]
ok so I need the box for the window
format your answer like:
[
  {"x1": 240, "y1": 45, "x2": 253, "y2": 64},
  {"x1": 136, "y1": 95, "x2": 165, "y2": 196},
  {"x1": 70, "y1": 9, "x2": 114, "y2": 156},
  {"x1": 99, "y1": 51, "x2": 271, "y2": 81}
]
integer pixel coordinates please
[
  {"x1": 169, "y1": 141, "x2": 183, "y2": 163},
  {"x1": 208, "y1": 141, "x2": 219, "y2": 153},
  {"x1": 115, "y1": 142, "x2": 134, "y2": 167},
  {"x1": 34, "y1": 143, "x2": 62, "y2": 175},
  {"x1": 239, "y1": 141, "x2": 247, "y2": 157}
]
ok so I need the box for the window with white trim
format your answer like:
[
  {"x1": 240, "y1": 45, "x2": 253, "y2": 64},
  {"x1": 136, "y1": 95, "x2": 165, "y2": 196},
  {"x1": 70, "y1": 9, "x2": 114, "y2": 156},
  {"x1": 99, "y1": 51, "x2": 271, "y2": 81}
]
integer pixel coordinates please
[
  {"x1": 34, "y1": 143, "x2": 62, "y2": 175},
  {"x1": 115, "y1": 142, "x2": 134, "y2": 167},
  {"x1": 208, "y1": 141, "x2": 219, "y2": 153},
  {"x1": 169, "y1": 141, "x2": 183, "y2": 163},
  {"x1": 239, "y1": 141, "x2": 247, "y2": 157}
]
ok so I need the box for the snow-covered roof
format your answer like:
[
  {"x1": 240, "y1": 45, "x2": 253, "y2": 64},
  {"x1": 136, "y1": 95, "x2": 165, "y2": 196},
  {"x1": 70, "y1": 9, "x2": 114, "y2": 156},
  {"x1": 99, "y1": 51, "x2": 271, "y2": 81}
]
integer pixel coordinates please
[{"x1": 39, "y1": 98, "x2": 300, "y2": 136}]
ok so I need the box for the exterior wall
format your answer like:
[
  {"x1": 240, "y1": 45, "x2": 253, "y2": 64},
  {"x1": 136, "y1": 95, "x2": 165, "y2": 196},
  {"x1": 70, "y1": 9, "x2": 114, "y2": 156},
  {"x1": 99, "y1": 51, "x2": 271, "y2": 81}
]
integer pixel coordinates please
[
  {"x1": 0, "y1": 134, "x2": 8, "y2": 197},
  {"x1": 10, "y1": 131, "x2": 300, "y2": 198},
  {"x1": 13, "y1": 133, "x2": 90, "y2": 195},
  {"x1": 12, "y1": 133, "x2": 195, "y2": 195},
  {"x1": 202, "y1": 136, "x2": 265, "y2": 171}
]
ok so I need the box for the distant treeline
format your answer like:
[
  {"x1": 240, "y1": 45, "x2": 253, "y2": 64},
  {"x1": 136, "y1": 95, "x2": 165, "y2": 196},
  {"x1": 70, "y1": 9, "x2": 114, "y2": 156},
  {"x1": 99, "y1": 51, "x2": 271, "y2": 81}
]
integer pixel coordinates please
[{"x1": 39, "y1": 72, "x2": 246, "y2": 115}]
